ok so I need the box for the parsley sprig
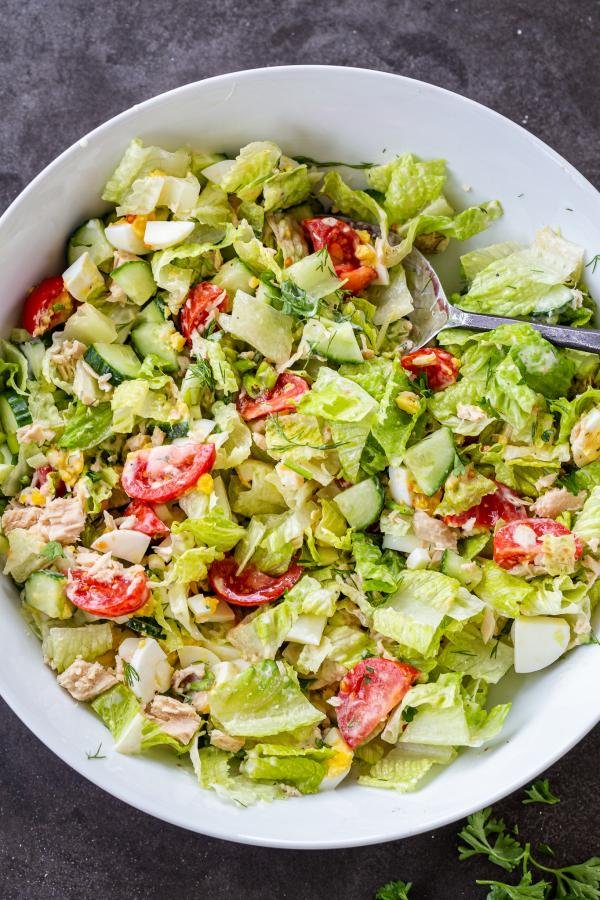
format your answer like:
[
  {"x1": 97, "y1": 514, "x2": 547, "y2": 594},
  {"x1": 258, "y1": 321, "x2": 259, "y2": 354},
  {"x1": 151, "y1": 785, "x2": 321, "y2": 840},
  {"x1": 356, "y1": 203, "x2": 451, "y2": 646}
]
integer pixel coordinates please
[
  {"x1": 522, "y1": 779, "x2": 560, "y2": 806},
  {"x1": 375, "y1": 879, "x2": 412, "y2": 900}
]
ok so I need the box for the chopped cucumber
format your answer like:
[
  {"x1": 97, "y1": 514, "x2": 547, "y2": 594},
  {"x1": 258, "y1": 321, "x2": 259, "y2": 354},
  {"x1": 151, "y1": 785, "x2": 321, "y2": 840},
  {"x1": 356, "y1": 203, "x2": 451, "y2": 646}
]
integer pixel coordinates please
[
  {"x1": 0, "y1": 392, "x2": 31, "y2": 452},
  {"x1": 404, "y1": 427, "x2": 456, "y2": 496},
  {"x1": 284, "y1": 250, "x2": 343, "y2": 300},
  {"x1": 64, "y1": 303, "x2": 118, "y2": 345},
  {"x1": 136, "y1": 299, "x2": 167, "y2": 326},
  {"x1": 333, "y1": 477, "x2": 384, "y2": 530},
  {"x1": 440, "y1": 549, "x2": 482, "y2": 589},
  {"x1": 0, "y1": 443, "x2": 15, "y2": 484},
  {"x1": 67, "y1": 218, "x2": 114, "y2": 271},
  {"x1": 84, "y1": 343, "x2": 141, "y2": 384},
  {"x1": 112, "y1": 260, "x2": 157, "y2": 305},
  {"x1": 212, "y1": 259, "x2": 254, "y2": 297},
  {"x1": 19, "y1": 340, "x2": 46, "y2": 381},
  {"x1": 302, "y1": 319, "x2": 363, "y2": 364},
  {"x1": 131, "y1": 322, "x2": 179, "y2": 372},
  {"x1": 25, "y1": 571, "x2": 73, "y2": 619}
]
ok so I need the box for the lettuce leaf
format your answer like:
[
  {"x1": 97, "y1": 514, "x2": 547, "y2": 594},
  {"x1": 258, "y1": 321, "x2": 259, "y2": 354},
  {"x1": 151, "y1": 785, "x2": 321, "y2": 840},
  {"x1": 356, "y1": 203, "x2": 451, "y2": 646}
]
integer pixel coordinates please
[
  {"x1": 298, "y1": 367, "x2": 378, "y2": 423},
  {"x1": 242, "y1": 742, "x2": 333, "y2": 794},
  {"x1": 209, "y1": 660, "x2": 324, "y2": 737},
  {"x1": 263, "y1": 165, "x2": 312, "y2": 211},
  {"x1": 351, "y1": 533, "x2": 404, "y2": 593},
  {"x1": 321, "y1": 171, "x2": 386, "y2": 227},
  {"x1": 191, "y1": 742, "x2": 282, "y2": 805},
  {"x1": 367, "y1": 153, "x2": 446, "y2": 223},
  {"x1": 43, "y1": 622, "x2": 113, "y2": 672},
  {"x1": 473, "y1": 560, "x2": 533, "y2": 616},
  {"x1": 102, "y1": 139, "x2": 191, "y2": 204},
  {"x1": 172, "y1": 508, "x2": 245, "y2": 552},
  {"x1": 220, "y1": 141, "x2": 281, "y2": 201}
]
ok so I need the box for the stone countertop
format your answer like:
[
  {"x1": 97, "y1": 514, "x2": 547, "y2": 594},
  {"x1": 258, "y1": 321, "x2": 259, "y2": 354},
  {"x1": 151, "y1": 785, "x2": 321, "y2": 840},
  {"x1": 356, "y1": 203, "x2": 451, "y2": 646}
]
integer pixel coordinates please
[{"x1": 1, "y1": 1, "x2": 599, "y2": 897}]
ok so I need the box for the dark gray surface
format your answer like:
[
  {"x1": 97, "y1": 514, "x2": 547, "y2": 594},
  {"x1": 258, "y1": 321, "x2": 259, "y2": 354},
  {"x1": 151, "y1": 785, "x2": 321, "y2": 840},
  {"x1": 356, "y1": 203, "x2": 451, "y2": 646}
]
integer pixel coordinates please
[{"x1": 1, "y1": 1, "x2": 599, "y2": 898}]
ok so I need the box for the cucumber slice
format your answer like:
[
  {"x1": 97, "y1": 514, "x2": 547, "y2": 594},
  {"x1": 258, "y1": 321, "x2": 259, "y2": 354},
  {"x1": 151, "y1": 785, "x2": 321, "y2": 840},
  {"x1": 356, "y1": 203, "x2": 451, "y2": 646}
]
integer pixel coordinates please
[
  {"x1": 112, "y1": 260, "x2": 157, "y2": 305},
  {"x1": 404, "y1": 428, "x2": 456, "y2": 496},
  {"x1": 64, "y1": 303, "x2": 118, "y2": 345},
  {"x1": 285, "y1": 251, "x2": 343, "y2": 300},
  {"x1": 302, "y1": 319, "x2": 363, "y2": 364},
  {"x1": 0, "y1": 392, "x2": 32, "y2": 452},
  {"x1": 0, "y1": 443, "x2": 15, "y2": 485},
  {"x1": 25, "y1": 571, "x2": 73, "y2": 619},
  {"x1": 136, "y1": 299, "x2": 167, "y2": 326},
  {"x1": 67, "y1": 218, "x2": 114, "y2": 272},
  {"x1": 19, "y1": 340, "x2": 46, "y2": 381},
  {"x1": 333, "y1": 477, "x2": 384, "y2": 530},
  {"x1": 212, "y1": 259, "x2": 254, "y2": 297},
  {"x1": 84, "y1": 343, "x2": 141, "y2": 384},
  {"x1": 440, "y1": 549, "x2": 482, "y2": 589},
  {"x1": 131, "y1": 322, "x2": 179, "y2": 372}
]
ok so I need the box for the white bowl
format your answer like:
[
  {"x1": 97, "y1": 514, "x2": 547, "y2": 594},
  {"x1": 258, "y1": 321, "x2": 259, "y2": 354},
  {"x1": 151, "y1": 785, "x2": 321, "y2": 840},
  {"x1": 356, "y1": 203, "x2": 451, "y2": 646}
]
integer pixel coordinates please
[{"x1": 1, "y1": 66, "x2": 599, "y2": 849}]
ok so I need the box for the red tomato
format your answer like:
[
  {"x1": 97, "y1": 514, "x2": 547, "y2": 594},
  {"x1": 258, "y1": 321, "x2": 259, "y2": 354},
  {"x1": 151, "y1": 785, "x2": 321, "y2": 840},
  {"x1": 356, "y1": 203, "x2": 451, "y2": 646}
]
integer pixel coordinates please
[
  {"x1": 121, "y1": 442, "x2": 216, "y2": 503},
  {"x1": 444, "y1": 483, "x2": 526, "y2": 529},
  {"x1": 180, "y1": 282, "x2": 228, "y2": 342},
  {"x1": 66, "y1": 569, "x2": 149, "y2": 617},
  {"x1": 336, "y1": 263, "x2": 378, "y2": 294},
  {"x1": 336, "y1": 658, "x2": 420, "y2": 748},
  {"x1": 124, "y1": 499, "x2": 170, "y2": 538},
  {"x1": 401, "y1": 347, "x2": 460, "y2": 390},
  {"x1": 22, "y1": 276, "x2": 74, "y2": 337},
  {"x1": 493, "y1": 517, "x2": 584, "y2": 570},
  {"x1": 302, "y1": 217, "x2": 377, "y2": 295},
  {"x1": 32, "y1": 465, "x2": 67, "y2": 497},
  {"x1": 209, "y1": 557, "x2": 303, "y2": 606},
  {"x1": 236, "y1": 373, "x2": 309, "y2": 421}
]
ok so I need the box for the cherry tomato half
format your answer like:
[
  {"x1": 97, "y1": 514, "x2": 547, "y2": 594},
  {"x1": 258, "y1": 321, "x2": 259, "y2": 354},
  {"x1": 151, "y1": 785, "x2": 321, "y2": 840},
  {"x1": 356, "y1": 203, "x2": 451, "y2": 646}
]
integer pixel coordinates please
[
  {"x1": 208, "y1": 557, "x2": 303, "y2": 606},
  {"x1": 401, "y1": 347, "x2": 460, "y2": 390},
  {"x1": 237, "y1": 373, "x2": 309, "y2": 421},
  {"x1": 180, "y1": 282, "x2": 228, "y2": 342},
  {"x1": 124, "y1": 499, "x2": 170, "y2": 539},
  {"x1": 303, "y1": 217, "x2": 377, "y2": 295},
  {"x1": 121, "y1": 442, "x2": 216, "y2": 503},
  {"x1": 67, "y1": 569, "x2": 149, "y2": 617},
  {"x1": 22, "y1": 276, "x2": 74, "y2": 337},
  {"x1": 444, "y1": 483, "x2": 526, "y2": 529},
  {"x1": 32, "y1": 464, "x2": 66, "y2": 497},
  {"x1": 335, "y1": 262, "x2": 378, "y2": 294},
  {"x1": 493, "y1": 517, "x2": 584, "y2": 570},
  {"x1": 336, "y1": 658, "x2": 420, "y2": 748}
]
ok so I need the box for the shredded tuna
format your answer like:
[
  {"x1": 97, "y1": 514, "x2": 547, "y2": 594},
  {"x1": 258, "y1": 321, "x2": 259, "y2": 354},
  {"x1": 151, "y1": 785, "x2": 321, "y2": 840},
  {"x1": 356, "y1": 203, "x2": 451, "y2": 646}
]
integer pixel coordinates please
[
  {"x1": 145, "y1": 695, "x2": 200, "y2": 744},
  {"x1": 530, "y1": 488, "x2": 586, "y2": 518},
  {"x1": 16, "y1": 422, "x2": 56, "y2": 444},
  {"x1": 412, "y1": 510, "x2": 458, "y2": 550},
  {"x1": 70, "y1": 548, "x2": 145, "y2": 583},
  {"x1": 535, "y1": 472, "x2": 559, "y2": 492},
  {"x1": 57, "y1": 659, "x2": 118, "y2": 701},
  {"x1": 209, "y1": 729, "x2": 245, "y2": 752},
  {"x1": 1, "y1": 496, "x2": 85, "y2": 544},
  {"x1": 47, "y1": 338, "x2": 86, "y2": 382}
]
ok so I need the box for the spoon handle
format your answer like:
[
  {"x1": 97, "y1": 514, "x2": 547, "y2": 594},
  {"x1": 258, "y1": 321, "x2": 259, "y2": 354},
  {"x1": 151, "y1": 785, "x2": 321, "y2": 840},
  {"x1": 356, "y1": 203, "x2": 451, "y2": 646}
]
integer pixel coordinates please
[{"x1": 448, "y1": 309, "x2": 600, "y2": 352}]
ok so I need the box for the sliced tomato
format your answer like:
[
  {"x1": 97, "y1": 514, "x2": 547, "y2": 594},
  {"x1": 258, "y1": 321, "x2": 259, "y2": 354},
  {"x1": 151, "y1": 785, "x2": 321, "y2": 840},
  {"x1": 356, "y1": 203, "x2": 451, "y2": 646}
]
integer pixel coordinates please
[
  {"x1": 303, "y1": 217, "x2": 376, "y2": 295},
  {"x1": 22, "y1": 276, "x2": 74, "y2": 337},
  {"x1": 336, "y1": 658, "x2": 420, "y2": 749},
  {"x1": 124, "y1": 499, "x2": 170, "y2": 538},
  {"x1": 122, "y1": 442, "x2": 216, "y2": 503},
  {"x1": 67, "y1": 569, "x2": 149, "y2": 617},
  {"x1": 180, "y1": 282, "x2": 228, "y2": 342},
  {"x1": 336, "y1": 262, "x2": 377, "y2": 294},
  {"x1": 401, "y1": 347, "x2": 460, "y2": 390},
  {"x1": 236, "y1": 373, "x2": 309, "y2": 421},
  {"x1": 209, "y1": 557, "x2": 303, "y2": 606},
  {"x1": 493, "y1": 517, "x2": 584, "y2": 570},
  {"x1": 444, "y1": 483, "x2": 526, "y2": 529}
]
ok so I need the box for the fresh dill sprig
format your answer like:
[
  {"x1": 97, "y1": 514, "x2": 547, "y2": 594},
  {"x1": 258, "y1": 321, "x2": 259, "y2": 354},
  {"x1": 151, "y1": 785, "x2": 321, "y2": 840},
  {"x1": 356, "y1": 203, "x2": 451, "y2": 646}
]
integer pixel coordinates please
[
  {"x1": 86, "y1": 742, "x2": 106, "y2": 760},
  {"x1": 123, "y1": 661, "x2": 140, "y2": 688}
]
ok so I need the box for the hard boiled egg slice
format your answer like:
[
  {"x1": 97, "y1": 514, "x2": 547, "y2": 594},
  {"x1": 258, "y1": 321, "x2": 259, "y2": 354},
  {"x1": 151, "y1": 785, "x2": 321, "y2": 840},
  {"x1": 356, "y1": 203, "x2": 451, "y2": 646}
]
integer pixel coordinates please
[
  {"x1": 320, "y1": 727, "x2": 353, "y2": 791},
  {"x1": 388, "y1": 466, "x2": 414, "y2": 507},
  {"x1": 144, "y1": 220, "x2": 194, "y2": 250},
  {"x1": 513, "y1": 616, "x2": 570, "y2": 673},
  {"x1": 105, "y1": 222, "x2": 148, "y2": 255},
  {"x1": 91, "y1": 528, "x2": 151, "y2": 564},
  {"x1": 119, "y1": 637, "x2": 172, "y2": 704}
]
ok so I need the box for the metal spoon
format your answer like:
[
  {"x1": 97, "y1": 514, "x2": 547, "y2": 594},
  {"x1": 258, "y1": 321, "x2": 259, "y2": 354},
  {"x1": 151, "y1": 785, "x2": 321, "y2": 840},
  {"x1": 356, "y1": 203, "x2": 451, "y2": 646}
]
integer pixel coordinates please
[{"x1": 403, "y1": 247, "x2": 600, "y2": 353}]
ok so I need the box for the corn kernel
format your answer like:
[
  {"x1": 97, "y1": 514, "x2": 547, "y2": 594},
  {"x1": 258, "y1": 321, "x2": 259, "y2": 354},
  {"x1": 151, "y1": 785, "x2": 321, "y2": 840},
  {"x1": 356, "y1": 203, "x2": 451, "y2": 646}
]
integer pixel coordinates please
[
  {"x1": 395, "y1": 391, "x2": 421, "y2": 415},
  {"x1": 197, "y1": 473, "x2": 213, "y2": 494},
  {"x1": 354, "y1": 243, "x2": 377, "y2": 265},
  {"x1": 169, "y1": 332, "x2": 186, "y2": 351},
  {"x1": 248, "y1": 276, "x2": 260, "y2": 289},
  {"x1": 356, "y1": 229, "x2": 372, "y2": 244},
  {"x1": 413, "y1": 489, "x2": 443, "y2": 513}
]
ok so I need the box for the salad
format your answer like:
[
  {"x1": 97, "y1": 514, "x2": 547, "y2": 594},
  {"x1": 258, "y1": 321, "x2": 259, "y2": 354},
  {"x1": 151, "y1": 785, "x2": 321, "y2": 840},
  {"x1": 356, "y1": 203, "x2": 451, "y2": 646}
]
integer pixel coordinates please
[{"x1": 1, "y1": 138, "x2": 598, "y2": 805}]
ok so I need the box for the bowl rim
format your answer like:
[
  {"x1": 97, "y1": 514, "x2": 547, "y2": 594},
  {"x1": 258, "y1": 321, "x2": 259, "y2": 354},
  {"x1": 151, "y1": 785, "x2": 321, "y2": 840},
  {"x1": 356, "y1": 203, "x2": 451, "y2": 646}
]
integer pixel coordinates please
[{"x1": 1, "y1": 64, "x2": 599, "y2": 849}]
